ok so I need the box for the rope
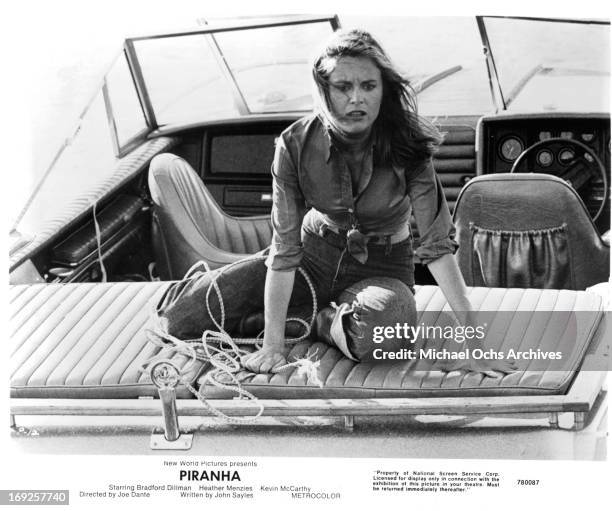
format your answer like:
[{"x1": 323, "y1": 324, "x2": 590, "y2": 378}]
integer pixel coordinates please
[{"x1": 142, "y1": 256, "x2": 321, "y2": 424}]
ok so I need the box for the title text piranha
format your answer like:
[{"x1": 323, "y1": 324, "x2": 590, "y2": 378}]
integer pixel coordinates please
[{"x1": 179, "y1": 470, "x2": 241, "y2": 481}]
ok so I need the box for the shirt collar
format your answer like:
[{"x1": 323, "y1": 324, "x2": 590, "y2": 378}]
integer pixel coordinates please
[{"x1": 322, "y1": 123, "x2": 377, "y2": 164}]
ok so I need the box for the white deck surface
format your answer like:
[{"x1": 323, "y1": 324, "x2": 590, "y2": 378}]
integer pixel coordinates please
[{"x1": 10, "y1": 394, "x2": 607, "y2": 461}]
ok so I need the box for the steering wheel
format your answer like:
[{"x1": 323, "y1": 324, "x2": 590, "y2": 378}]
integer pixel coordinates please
[{"x1": 510, "y1": 137, "x2": 608, "y2": 222}]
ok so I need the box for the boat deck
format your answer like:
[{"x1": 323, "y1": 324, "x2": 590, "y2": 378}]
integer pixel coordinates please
[{"x1": 10, "y1": 390, "x2": 608, "y2": 460}]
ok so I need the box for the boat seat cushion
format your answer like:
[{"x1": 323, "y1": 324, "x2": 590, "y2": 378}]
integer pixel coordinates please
[
  {"x1": 200, "y1": 286, "x2": 604, "y2": 399},
  {"x1": 453, "y1": 173, "x2": 610, "y2": 290},
  {"x1": 9, "y1": 281, "x2": 203, "y2": 399},
  {"x1": 149, "y1": 153, "x2": 273, "y2": 279},
  {"x1": 10, "y1": 283, "x2": 603, "y2": 400}
]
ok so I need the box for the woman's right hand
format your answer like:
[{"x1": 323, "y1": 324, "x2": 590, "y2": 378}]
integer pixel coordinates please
[
  {"x1": 240, "y1": 347, "x2": 287, "y2": 373},
  {"x1": 242, "y1": 267, "x2": 295, "y2": 373}
]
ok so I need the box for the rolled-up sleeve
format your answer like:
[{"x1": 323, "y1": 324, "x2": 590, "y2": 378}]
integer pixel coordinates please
[
  {"x1": 408, "y1": 158, "x2": 459, "y2": 264},
  {"x1": 265, "y1": 135, "x2": 307, "y2": 271}
]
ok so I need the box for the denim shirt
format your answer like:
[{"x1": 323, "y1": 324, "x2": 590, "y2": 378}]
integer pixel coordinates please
[{"x1": 265, "y1": 114, "x2": 458, "y2": 271}]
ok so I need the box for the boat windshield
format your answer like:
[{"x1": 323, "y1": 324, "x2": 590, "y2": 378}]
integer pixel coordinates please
[
  {"x1": 131, "y1": 19, "x2": 335, "y2": 124},
  {"x1": 16, "y1": 16, "x2": 567, "y2": 237},
  {"x1": 480, "y1": 17, "x2": 610, "y2": 111},
  {"x1": 131, "y1": 16, "x2": 493, "y2": 126}
]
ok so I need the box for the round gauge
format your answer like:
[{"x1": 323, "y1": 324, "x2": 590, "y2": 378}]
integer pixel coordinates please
[
  {"x1": 581, "y1": 132, "x2": 596, "y2": 142},
  {"x1": 558, "y1": 148, "x2": 576, "y2": 165},
  {"x1": 536, "y1": 149, "x2": 554, "y2": 167},
  {"x1": 499, "y1": 136, "x2": 524, "y2": 162},
  {"x1": 538, "y1": 131, "x2": 552, "y2": 141}
]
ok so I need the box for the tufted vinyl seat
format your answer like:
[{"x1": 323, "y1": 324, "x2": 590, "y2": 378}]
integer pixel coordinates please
[
  {"x1": 9, "y1": 281, "x2": 203, "y2": 399},
  {"x1": 10, "y1": 282, "x2": 604, "y2": 400},
  {"x1": 453, "y1": 173, "x2": 610, "y2": 290},
  {"x1": 200, "y1": 285, "x2": 605, "y2": 399},
  {"x1": 149, "y1": 153, "x2": 273, "y2": 280}
]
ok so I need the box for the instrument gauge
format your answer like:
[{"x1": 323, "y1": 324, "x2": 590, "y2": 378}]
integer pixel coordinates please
[
  {"x1": 536, "y1": 149, "x2": 554, "y2": 167},
  {"x1": 499, "y1": 136, "x2": 524, "y2": 162},
  {"x1": 581, "y1": 132, "x2": 595, "y2": 142},
  {"x1": 539, "y1": 131, "x2": 552, "y2": 141},
  {"x1": 558, "y1": 148, "x2": 576, "y2": 165},
  {"x1": 560, "y1": 131, "x2": 573, "y2": 140}
]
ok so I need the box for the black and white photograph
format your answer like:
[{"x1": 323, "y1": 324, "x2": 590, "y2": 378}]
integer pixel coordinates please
[{"x1": 2, "y1": 0, "x2": 611, "y2": 508}]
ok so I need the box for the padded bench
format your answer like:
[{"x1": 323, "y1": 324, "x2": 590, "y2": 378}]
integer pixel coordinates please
[
  {"x1": 9, "y1": 282, "x2": 605, "y2": 401},
  {"x1": 9, "y1": 281, "x2": 200, "y2": 398},
  {"x1": 200, "y1": 286, "x2": 604, "y2": 399}
]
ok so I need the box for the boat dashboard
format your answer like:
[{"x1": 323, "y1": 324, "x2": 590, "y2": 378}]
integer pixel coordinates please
[
  {"x1": 156, "y1": 111, "x2": 611, "y2": 233},
  {"x1": 12, "y1": 112, "x2": 610, "y2": 286},
  {"x1": 476, "y1": 112, "x2": 611, "y2": 233}
]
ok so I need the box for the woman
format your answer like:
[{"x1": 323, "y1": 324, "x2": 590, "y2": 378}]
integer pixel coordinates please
[{"x1": 151, "y1": 29, "x2": 515, "y2": 377}]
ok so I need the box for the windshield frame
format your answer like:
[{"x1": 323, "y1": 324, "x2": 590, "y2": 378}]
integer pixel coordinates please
[
  {"x1": 102, "y1": 48, "x2": 152, "y2": 158},
  {"x1": 476, "y1": 15, "x2": 610, "y2": 112},
  {"x1": 119, "y1": 14, "x2": 339, "y2": 144}
]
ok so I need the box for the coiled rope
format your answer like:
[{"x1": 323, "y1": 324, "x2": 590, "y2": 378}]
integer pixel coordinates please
[{"x1": 142, "y1": 256, "x2": 321, "y2": 424}]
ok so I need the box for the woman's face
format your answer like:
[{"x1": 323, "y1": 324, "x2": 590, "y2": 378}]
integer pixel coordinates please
[{"x1": 327, "y1": 56, "x2": 383, "y2": 136}]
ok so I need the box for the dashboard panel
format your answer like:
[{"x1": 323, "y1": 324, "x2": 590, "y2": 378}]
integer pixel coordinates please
[
  {"x1": 477, "y1": 113, "x2": 611, "y2": 233},
  {"x1": 164, "y1": 115, "x2": 481, "y2": 219}
]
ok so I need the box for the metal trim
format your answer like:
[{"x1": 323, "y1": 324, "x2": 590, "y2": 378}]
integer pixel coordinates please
[
  {"x1": 205, "y1": 33, "x2": 250, "y2": 116},
  {"x1": 125, "y1": 15, "x2": 338, "y2": 42},
  {"x1": 481, "y1": 15, "x2": 609, "y2": 25},
  {"x1": 123, "y1": 42, "x2": 158, "y2": 129},
  {"x1": 476, "y1": 16, "x2": 507, "y2": 111},
  {"x1": 101, "y1": 78, "x2": 121, "y2": 157},
  {"x1": 116, "y1": 128, "x2": 151, "y2": 158},
  {"x1": 150, "y1": 433, "x2": 193, "y2": 450}
]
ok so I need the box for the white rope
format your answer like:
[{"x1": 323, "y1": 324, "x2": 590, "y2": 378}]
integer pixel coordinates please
[{"x1": 143, "y1": 256, "x2": 321, "y2": 424}]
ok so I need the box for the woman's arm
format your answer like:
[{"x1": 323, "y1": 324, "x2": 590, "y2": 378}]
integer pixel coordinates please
[
  {"x1": 240, "y1": 268, "x2": 295, "y2": 373},
  {"x1": 241, "y1": 132, "x2": 306, "y2": 373},
  {"x1": 427, "y1": 253, "x2": 472, "y2": 320},
  {"x1": 408, "y1": 161, "x2": 514, "y2": 376},
  {"x1": 428, "y1": 254, "x2": 516, "y2": 376}
]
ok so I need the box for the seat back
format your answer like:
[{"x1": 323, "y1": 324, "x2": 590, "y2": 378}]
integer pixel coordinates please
[
  {"x1": 149, "y1": 154, "x2": 273, "y2": 279},
  {"x1": 453, "y1": 173, "x2": 609, "y2": 290}
]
